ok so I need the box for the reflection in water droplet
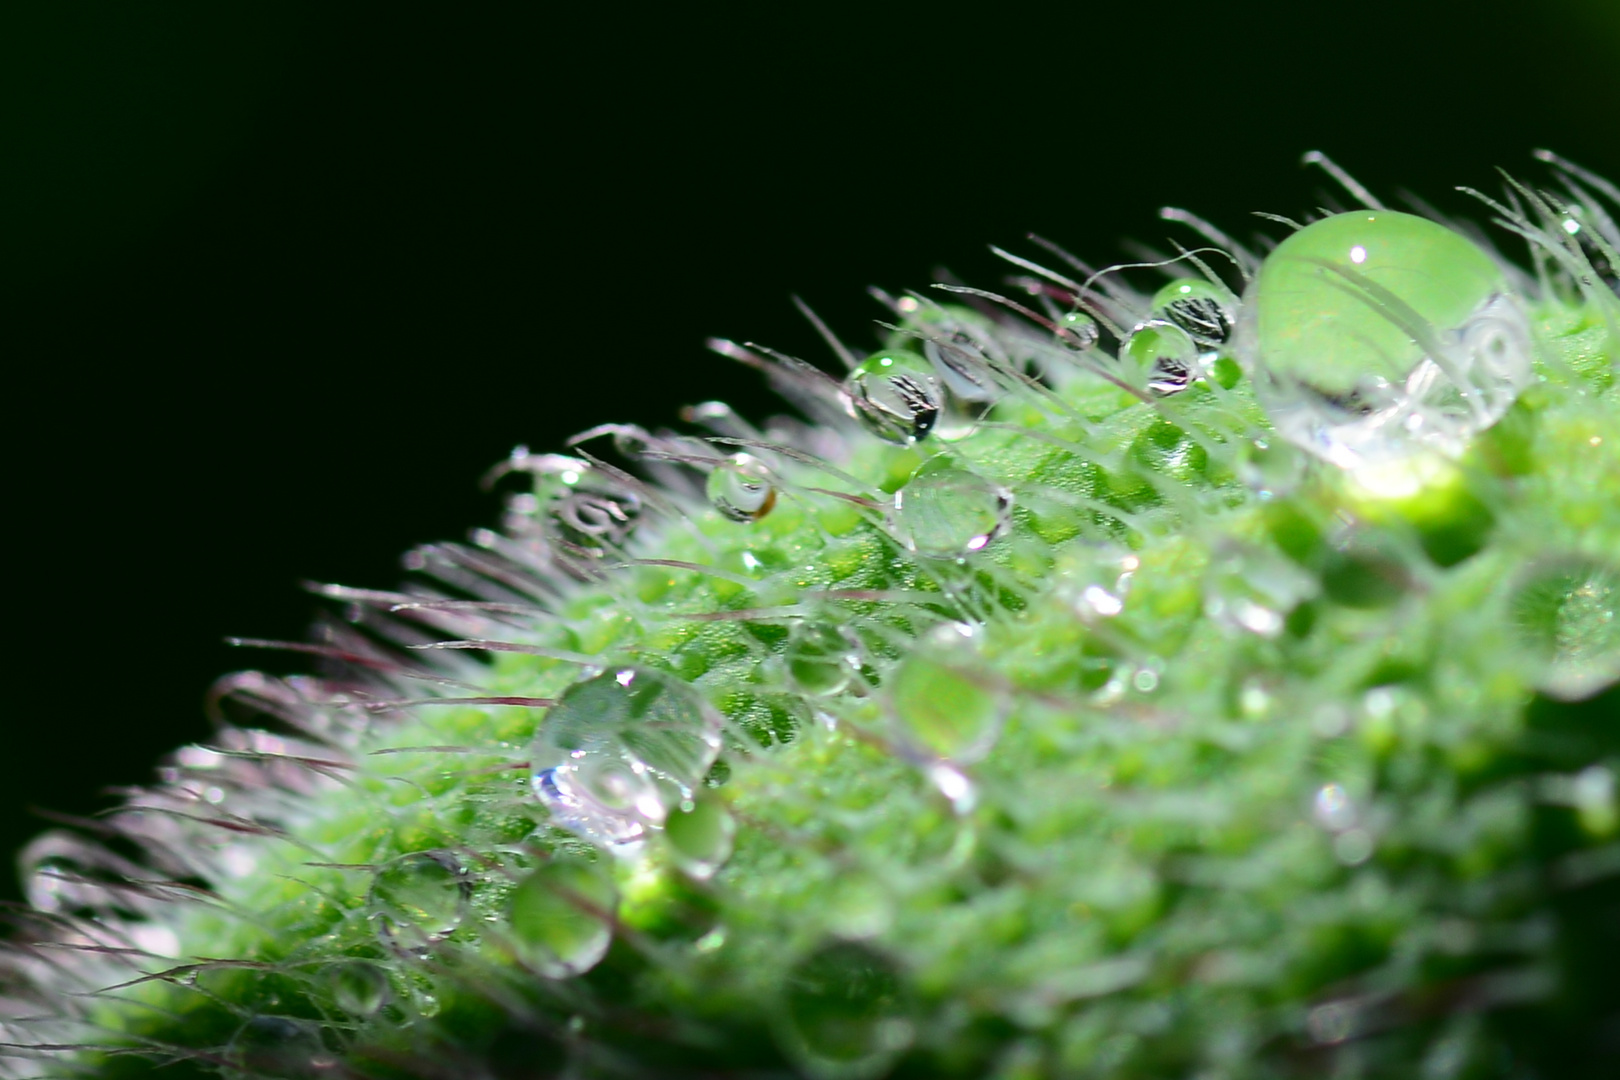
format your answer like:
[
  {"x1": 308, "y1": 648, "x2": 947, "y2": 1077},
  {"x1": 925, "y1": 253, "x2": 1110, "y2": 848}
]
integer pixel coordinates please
[
  {"x1": 1509, "y1": 558, "x2": 1620, "y2": 701},
  {"x1": 707, "y1": 453, "x2": 777, "y2": 522},
  {"x1": 893, "y1": 459, "x2": 1012, "y2": 559},
  {"x1": 887, "y1": 623, "x2": 1005, "y2": 764},
  {"x1": 1235, "y1": 438, "x2": 1305, "y2": 499},
  {"x1": 1204, "y1": 543, "x2": 1318, "y2": 638},
  {"x1": 664, "y1": 795, "x2": 737, "y2": 880},
  {"x1": 1121, "y1": 320, "x2": 1199, "y2": 396},
  {"x1": 1151, "y1": 278, "x2": 1235, "y2": 347},
  {"x1": 785, "y1": 623, "x2": 862, "y2": 697},
  {"x1": 369, "y1": 851, "x2": 470, "y2": 947},
  {"x1": 1243, "y1": 210, "x2": 1532, "y2": 470},
  {"x1": 506, "y1": 858, "x2": 617, "y2": 978},
  {"x1": 844, "y1": 352, "x2": 942, "y2": 445},
  {"x1": 328, "y1": 960, "x2": 391, "y2": 1018},
  {"x1": 782, "y1": 942, "x2": 914, "y2": 1080},
  {"x1": 923, "y1": 330, "x2": 1000, "y2": 403},
  {"x1": 530, "y1": 668, "x2": 724, "y2": 846}
]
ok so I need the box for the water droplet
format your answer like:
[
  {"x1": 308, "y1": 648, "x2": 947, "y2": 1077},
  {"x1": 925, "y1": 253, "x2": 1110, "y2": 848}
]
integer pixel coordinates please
[
  {"x1": 327, "y1": 960, "x2": 391, "y2": 1018},
  {"x1": 923, "y1": 329, "x2": 1000, "y2": 404},
  {"x1": 1242, "y1": 210, "x2": 1532, "y2": 470},
  {"x1": 530, "y1": 668, "x2": 724, "y2": 845},
  {"x1": 506, "y1": 857, "x2": 617, "y2": 978},
  {"x1": 706, "y1": 453, "x2": 776, "y2": 523},
  {"x1": 1313, "y1": 783, "x2": 1357, "y2": 831},
  {"x1": 1151, "y1": 277, "x2": 1234, "y2": 346},
  {"x1": 227, "y1": 1016, "x2": 332, "y2": 1079},
  {"x1": 369, "y1": 850, "x2": 470, "y2": 947},
  {"x1": 664, "y1": 795, "x2": 737, "y2": 880},
  {"x1": 781, "y1": 942, "x2": 914, "y2": 1080},
  {"x1": 843, "y1": 351, "x2": 942, "y2": 446},
  {"x1": 886, "y1": 623, "x2": 1005, "y2": 764},
  {"x1": 1204, "y1": 543, "x2": 1318, "y2": 638},
  {"x1": 785, "y1": 623, "x2": 863, "y2": 697},
  {"x1": 1121, "y1": 320, "x2": 1199, "y2": 396},
  {"x1": 1235, "y1": 438, "x2": 1306, "y2": 499},
  {"x1": 1509, "y1": 558, "x2": 1620, "y2": 701},
  {"x1": 892, "y1": 459, "x2": 1012, "y2": 559},
  {"x1": 1057, "y1": 310, "x2": 1100, "y2": 351}
]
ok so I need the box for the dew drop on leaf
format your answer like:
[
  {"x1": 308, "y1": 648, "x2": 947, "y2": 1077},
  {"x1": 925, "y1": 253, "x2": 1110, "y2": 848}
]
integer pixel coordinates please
[
  {"x1": 506, "y1": 857, "x2": 617, "y2": 978},
  {"x1": 1121, "y1": 320, "x2": 1200, "y2": 396},
  {"x1": 707, "y1": 453, "x2": 777, "y2": 522},
  {"x1": 1509, "y1": 558, "x2": 1620, "y2": 701},
  {"x1": 1151, "y1": 277, "x2": 1235, "y2": 347},
  {"x1": 327, "y1": 960, "x2": 390, "y2": 1018},
  {"x1": 843, "y1": 351, "x2": 942, "y2": 446},
  {"x1": 892, "y1": 458, "x2": 1012, "y2": 559},
  {"x1": 781, "y1": 942, "x2": 914, "y2": 1080},
  {"x1": 664, "y1": 795, "x2": 736, "y2": 880},
  {"x1": 368, "y1": 851, "x2": 470, "y2": 946},
  {"x1": 530, "y1": 668, "x2": 724, "y2": 844},
  {"x1": 886, "y1": 623, "x2": 1006, "y2": 763},
  {"x1": 785, "y1": 623, "x2": 862, "y2": 697},
  {"x1": 1243, "y1": 210, "x2": 1532, "y2": 470}
]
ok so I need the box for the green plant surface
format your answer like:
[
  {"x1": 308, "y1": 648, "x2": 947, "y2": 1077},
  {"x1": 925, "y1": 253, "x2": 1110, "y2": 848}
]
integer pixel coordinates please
[{"x1": 2, "y1": 154, "x2": 1616, "y2": 1079}]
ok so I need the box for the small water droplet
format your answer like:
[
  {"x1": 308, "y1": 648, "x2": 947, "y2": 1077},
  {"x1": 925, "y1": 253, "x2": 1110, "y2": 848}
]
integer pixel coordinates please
[
  {"x1": 781, "y1": 942, "x2": 914, "y2": 1080},
  {"x1": 1151, "y1": 278, "x2": 1235, "y2": 347},
  {"x1": 228, "y1": 1016, "x2": 331, "y2": 1079},
  {"x1": 843, "y1": 351, "x2": 942, "y2": 445},
  {"x1": 707, "y1": 453, "x2": 777, "y2": 522},
  {"x1": 892, "y1": 459, "x2": 1012, "y2": 559},
  {"x1": 886, "y1": 623, "x2": 1006, "y2": 764},
  {"x1": 530, "y1": 668, "x2": 724, "y2": 845},
  {"x1": 664, "y1": 795, "x2": 737, "y2": 880},
  {"x1": 327, "y1": 960, "x2": 391, "y2": 1018},
  {"x1": 1509, "y1": 558, "x2": 1620, "y2": 701},
  {"x1": 1204, "y1": 543, "x2": 1318, "y2": 638},
  {"x1": 1057, "y1": 310, "x2": 1100, "y2": 351},
  {"x1": 1242, "y1": 210, "x2": 1532, "y2": 469},
  {"x1": 506, "y1": 857, "x2": 617, "y2": 978},
  {"x1": 1235, "y1": 438, "x2": 1306, "y2": 499},
  {"x1": 1121, "y1": 320, "x2": 1199, "y2": 396},
  {"x1": 785, "y1": 623, "x2": 863, "y2": 697},
  {"x1": 1313, "y1": 783, "x2": 1357, "y2": 831},
  {"x1": 923, "y1": 329, "x2": 1000, "y2": 404},
  {"x1": 369, "y1": 850, "x2": 470, "y2": 947}
]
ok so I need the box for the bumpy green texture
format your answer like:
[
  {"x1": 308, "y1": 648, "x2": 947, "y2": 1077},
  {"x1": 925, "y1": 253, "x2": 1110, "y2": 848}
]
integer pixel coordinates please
[{"x1": 3, "y1": 158, "x2": 1618, "y2": 1079}]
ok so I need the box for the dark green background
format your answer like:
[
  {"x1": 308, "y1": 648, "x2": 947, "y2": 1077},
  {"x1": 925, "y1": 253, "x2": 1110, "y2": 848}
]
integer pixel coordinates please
[{"x1": 2, "y1": 1, "x2": 1617, "y2": 901}]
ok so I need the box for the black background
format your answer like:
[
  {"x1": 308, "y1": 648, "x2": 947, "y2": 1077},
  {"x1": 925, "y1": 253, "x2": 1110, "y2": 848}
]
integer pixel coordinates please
[{"x1": 3, "y1": 1, "x2": 1617, "y2": 901}]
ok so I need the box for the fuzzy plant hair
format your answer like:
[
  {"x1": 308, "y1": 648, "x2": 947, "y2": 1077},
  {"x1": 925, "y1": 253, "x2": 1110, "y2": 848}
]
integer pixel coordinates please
[{"x1": 2, "y1": 151, "x2": 1617, "y2": 1080}]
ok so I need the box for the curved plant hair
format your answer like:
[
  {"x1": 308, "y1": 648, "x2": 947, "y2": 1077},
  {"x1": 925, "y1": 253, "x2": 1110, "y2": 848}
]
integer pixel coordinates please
[{"x1": 2, "y1": 152, "x2": 1617, "y2": 1079}]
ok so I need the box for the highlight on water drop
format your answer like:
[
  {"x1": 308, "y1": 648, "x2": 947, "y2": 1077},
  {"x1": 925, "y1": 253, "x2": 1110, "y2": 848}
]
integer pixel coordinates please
[
  {"x1": 779, "y1": 941, "x2": 915, "y2": 1080},
  {"x1": 505, "y1": 856, "x2": 617, "y2": 978},
  {"x1": 707, "y1": 452, "x2": 777, "y2": 522},
  {"x1": 367, "y1": 850, "x2": 471, "y2": 949},
  {"x1": 843, "y1": 351, "x2": 943, "y2": 445},
  {"x1": 1508, "y1": 557, "x2": 1620, "y2": 701}
]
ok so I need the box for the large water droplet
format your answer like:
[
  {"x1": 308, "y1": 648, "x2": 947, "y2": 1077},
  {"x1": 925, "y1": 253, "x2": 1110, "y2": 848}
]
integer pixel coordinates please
[
  {"x1": 843, "y1": 351, "x2": 942, "y2": 445},
  {"x1": 785, "y1": 623, "x2": 863, "y2": 697},
  {"x1": 1242, "y1": 210, "x2": 1532, "y2": 470},
  {"x1": 1151, "y1": 277, "x2": 1235, "y2": 347},
  {"x1": 506, "y1": 857, "x2": 617, "y2": 978},
  {"x1": 1121, "y1": 320, "x2": 1199, "y2": 396},
  {"x1": 887, "y1": 623, "x2": 1006, "y2": 764},
  {"x1": 707, "y1": 453, "x2": 777, "y2": 522},
  {"x1": 893, "y1": 459, "x2": 1012, "y2": 559},
  {"x1": 530, "y1": 668, "x2": 724, "y2": 845},
  {"x1": 781, "y1": 942, "x2": 914, "y2": 1080},
  {"x1": 368, "y1": 850, "x2": 470, "y2": 947},
  {"x1": 327, "y1": 960, "x2": 391, "y2": 1018},
  {"x1": 923, "y1": 329, "x2": 999, "y2": 403},
  {"x1": 1509, "y1": 558, "x2": 1620, "y2": 701},
  {"x1": 664, "y1": 795, "x2": 737, "y2": 880}
]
